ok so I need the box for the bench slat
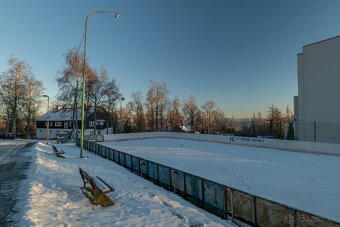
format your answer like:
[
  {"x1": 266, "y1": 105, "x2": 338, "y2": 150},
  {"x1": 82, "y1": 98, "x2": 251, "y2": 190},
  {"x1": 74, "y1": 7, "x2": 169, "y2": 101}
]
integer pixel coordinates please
[
  {"x1": 79, "y1": 168, "x2": 114, "y2": 195},
  {"x1": 96, "y1": 176, "x2": 115, "y2": 193}
]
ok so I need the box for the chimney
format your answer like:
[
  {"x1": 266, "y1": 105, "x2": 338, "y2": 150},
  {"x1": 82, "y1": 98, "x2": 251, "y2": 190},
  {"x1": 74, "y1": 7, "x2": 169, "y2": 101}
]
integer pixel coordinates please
[{"x1": 56, "y1": 105, "x2": 60, "y2": 111}]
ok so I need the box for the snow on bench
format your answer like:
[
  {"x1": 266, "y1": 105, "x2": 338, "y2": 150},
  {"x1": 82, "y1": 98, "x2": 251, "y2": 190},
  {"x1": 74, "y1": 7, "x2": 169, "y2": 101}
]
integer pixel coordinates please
[{"x1": 79, "y1": 168, "x2": 115, "y2": 198}]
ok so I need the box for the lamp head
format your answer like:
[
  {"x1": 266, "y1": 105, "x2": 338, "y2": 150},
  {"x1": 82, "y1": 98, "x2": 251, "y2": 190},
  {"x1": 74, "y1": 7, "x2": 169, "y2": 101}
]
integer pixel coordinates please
[
  {"x1": 42, "y1": 95, "x2": 49, "y2": 98},
  {"x1": 115, "y1": 13, "x2": 120, "y2": 19}
]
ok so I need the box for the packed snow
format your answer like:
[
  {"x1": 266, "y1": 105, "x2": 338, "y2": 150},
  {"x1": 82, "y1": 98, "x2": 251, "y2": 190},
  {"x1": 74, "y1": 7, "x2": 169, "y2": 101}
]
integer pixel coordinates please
[
  {"x1": 101, "y1": 138, "x2": 340, "y2": 221},
  {"x1": 12, "y1": 141, "x2": 234, "y2": 226}
]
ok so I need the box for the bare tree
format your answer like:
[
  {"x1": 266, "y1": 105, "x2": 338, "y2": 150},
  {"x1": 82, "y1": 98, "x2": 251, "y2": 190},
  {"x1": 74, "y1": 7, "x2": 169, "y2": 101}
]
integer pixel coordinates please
[
  {"x1": 167, "y1": 96, "x2": 183, "y2": 131},
  {"x1": 0, "y1": 56, "x2": 44, "y2": 138},
  {"x1": 88, "y1": 68, "x2": 108, "y2": 135},
  {"x1": 128, "y1": 91, "x2": 144, "y2": 117},
  {"x1": 103, "y1": 78, "x2": 120, "y2": 134},
  {"x1": 128, "y1": 91, "x2": 147, "y2": 132},
  {"x1": 145, "y1": 88, "x2": 156, "y2": 131},
  {"x1": 56, "y1": 48, "x2": 90, "y2": 138},
  {"x1": 0, "y1": 57, "x2": 32, "y2": 135},
  {"x1": 0, "y1": 76, "x2": 13, "y2": 131},
  {"x1": 145, "y1": 81, "x2": 169, "y2": 131},
  {"x1": 23, "y1": 76, "x2": 44, "y2": 138},
  {"x1": 182, "y1": 96, "x2": 198, "y2": 132},
  {"x1": 201, "y1": 100, "x2": 215, "y2": 134}
]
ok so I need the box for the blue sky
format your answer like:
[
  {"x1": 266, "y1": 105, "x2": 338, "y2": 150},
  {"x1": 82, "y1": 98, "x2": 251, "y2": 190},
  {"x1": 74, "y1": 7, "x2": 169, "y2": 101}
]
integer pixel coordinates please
[{"x1": 1, "y1": 0, "x2": 340, "y2": 117}]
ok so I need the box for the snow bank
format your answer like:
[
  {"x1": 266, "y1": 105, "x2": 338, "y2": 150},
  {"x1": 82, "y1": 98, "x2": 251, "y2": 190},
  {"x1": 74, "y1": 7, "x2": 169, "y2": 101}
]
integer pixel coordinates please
[{"x1": 13, "y1": 142, "x2": 234, "y2": 226}]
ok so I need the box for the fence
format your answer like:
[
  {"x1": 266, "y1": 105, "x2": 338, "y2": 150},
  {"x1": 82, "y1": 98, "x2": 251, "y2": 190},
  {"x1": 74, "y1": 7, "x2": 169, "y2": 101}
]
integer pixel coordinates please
[{"x1": 76, "y1": 139, "x2": 340, "y2": 227}]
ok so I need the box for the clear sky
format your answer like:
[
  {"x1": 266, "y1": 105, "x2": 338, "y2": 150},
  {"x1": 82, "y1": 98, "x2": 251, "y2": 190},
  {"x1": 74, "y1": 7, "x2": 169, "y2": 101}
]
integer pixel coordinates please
[{"x1": 1, "y1": 0, "x2": 340, "y2": 117}]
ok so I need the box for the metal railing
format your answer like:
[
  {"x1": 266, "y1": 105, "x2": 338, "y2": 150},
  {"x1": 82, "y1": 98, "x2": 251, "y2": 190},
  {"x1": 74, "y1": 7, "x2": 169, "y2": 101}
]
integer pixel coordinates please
[{"x1": 76, "y1": 139, "x2": 340, "y2": 226}]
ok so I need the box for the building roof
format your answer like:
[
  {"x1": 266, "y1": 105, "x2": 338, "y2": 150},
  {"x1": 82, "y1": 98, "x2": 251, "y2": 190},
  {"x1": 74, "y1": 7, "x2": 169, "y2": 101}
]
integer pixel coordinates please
[
  {"x1": 36, "y1": 107, "x2": 95, "y2": 121},
  {"x1": 303, "y1": 35, "x2": 340, "y2": 48}
]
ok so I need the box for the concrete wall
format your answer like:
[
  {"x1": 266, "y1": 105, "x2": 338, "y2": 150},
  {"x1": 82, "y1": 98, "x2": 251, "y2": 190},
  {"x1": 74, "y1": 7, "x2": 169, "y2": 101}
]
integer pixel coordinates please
[
  {"x1": 103, "y1": 132, "x2": 340, "y2": 156},
  {"x1": 297, "y1": 36, "x2": 340, "y2": 143}
]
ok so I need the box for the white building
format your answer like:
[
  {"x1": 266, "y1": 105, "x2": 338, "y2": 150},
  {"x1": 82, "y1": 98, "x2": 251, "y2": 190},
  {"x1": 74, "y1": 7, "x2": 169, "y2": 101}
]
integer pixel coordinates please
[
  {"x1": 35, "y1": 106, "x2": 113, "y2": 139},
  {"x1": 295, "y1": 35, "x2": 340, "y2": 143}
]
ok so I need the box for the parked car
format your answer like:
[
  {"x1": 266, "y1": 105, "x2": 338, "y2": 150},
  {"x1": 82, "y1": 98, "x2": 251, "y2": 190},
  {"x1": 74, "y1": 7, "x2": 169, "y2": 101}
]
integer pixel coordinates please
[{"x1": 0, "y1": 132, "x2": 15, "y2": 139}]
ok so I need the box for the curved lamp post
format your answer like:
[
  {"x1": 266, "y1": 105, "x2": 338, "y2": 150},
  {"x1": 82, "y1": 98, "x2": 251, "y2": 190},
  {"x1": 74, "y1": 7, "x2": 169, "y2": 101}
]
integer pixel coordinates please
[
  {"x1": 80, "y1": 10, "x2": 120, "y2": 158},
  {"x1": 42, "y1": 95, "x2": 49, "y2": 145}
]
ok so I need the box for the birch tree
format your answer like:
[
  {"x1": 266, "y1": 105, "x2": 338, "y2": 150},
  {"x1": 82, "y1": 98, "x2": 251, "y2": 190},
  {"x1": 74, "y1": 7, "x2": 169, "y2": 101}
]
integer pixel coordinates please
[{"x1": 56, "y1": 48, "x2": 90, "y2": 138}]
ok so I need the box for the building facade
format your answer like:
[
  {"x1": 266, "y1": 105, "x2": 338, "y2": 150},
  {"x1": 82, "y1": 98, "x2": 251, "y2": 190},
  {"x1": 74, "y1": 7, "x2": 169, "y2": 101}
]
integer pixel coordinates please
[
  {"x1": 295, "y1": 35, "x2": 340, "y2": 143},
  {"x1": 35, "y1": 106, "x2": 113, "y2": 139}
]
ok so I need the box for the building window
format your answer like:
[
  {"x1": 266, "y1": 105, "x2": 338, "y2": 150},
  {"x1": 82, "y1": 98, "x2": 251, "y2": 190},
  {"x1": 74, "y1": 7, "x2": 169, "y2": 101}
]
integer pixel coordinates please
[
  {"x1": 90, "y1": 131, "x2": 94, "y2": 135},
  {"x1": 55, "y1": 122, "x2": 62, "y2": 127},
  {"x1": 64, "y1": 122, "x2": 68, "y2": 129},
  {"x1": 98, "y1": 131, "x2": 101, "y2": 135},
  {"x1": 89, "y1": 121, "x2": 94, "y2": 127},
  {"x1": 50, "y1": 122, "x2": 53, "y2": 127},
  {"x1": 45, "y1": 122, "x2": 47, "y2": 127},
  {"x1": 97, "y1": 120, "x2": 104, "y2": 126}
]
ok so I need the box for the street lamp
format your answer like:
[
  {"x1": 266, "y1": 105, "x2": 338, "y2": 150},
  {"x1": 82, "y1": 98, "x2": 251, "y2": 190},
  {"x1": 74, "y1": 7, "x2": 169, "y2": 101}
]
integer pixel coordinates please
[
  {"x1": 42, "y1": 95, "x2": 49, "y2": 145},
  {"x1": 120, "y1": 97, "x2": 125, "y2": 133},
  {"x1": 80, "y1": 10, "x2": 120, "y2": 158}
]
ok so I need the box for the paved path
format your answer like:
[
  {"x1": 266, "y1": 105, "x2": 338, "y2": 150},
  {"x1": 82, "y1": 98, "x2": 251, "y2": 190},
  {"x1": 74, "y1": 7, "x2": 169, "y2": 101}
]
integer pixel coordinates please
[{"x1": 0, "y1": 140, "x2": 35, "y2": 227}]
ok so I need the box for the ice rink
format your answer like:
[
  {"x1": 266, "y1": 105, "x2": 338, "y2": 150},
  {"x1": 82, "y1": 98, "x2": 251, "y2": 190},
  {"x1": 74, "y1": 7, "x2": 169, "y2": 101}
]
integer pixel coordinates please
[{"x1": 101, "y1": 138, "x2": 340, "y2": 220}]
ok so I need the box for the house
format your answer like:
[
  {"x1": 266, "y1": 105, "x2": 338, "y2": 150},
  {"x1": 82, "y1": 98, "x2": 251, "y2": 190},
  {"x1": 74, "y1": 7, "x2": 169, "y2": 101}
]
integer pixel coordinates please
[
  {"x1": 35, "y1": 105, "x2": 113, "y2": 139},
  {"x1": 295, "y1": 35, "x2": 340, "y2": 143}
]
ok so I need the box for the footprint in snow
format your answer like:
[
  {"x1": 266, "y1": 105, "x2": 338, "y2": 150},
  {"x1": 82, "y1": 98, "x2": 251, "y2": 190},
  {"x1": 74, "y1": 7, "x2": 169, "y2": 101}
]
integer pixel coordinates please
[{"x1": 161, "y1": 200, "x2": 204, "y2": 226}]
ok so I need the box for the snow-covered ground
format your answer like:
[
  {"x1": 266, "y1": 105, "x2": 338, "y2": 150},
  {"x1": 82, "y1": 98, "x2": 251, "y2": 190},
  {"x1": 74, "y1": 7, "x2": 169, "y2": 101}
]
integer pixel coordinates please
[
  {"x1": 12, "y1": 141, "x2": 234, "y2": 226},
  {"x1": 101, "y1": 138, "x2": 340, "y2": 221}
]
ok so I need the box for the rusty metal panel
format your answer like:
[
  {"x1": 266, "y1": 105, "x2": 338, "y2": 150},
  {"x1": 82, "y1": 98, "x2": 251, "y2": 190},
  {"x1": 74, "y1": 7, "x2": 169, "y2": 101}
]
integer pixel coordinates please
[
  {"x1": 119, "y1": 152, "x2": 125, "y2": 165},
  {"x1": 101, "y1": 145, "x2": 105, "y2": 157},
  {"x1": 185, "y1": 173, "x2": 202, "y2": 200},
  {"x1": 98, "y1": 144, "x2": 101, "y2": 155},
  {"x1": 170, "y1": 169, "x2": 185, "y2": 192},
  {"x1": 148, "y1": 161, "x2": 158, "y2": 180},
  {"x1": 226, "y1": 187, "x2": 232, "y2": 214},
  {"x1": 109, "y1": 148, "x2": 114, "y2": 160},
  {"x1": 158, "y1": 165, "x2": 170, "y2": 185},
  {"x1": 114, "y1": 149, "x2": 119, "y2": 162},
  {"x1": 256, "y1": 197, "x2": 295, "y2": 227},
  {"x1": 100, "y1": 145, "x2": 103, "y2": 156},
  {"x1": 132, "y1": 156, "x2": 139, "y2": 171},
  {"x1": 125, "y1": 154, "x2": 132, "y2": 168},
  {"x1": 140, "y1": 159, "x2": 148, "y2": 176},
  {"x1": 203, "y1": 180, "x2": 225, "y2": 211},
  {"x1": 296, "y1": 211, "x2": 340, "y2": 227},
  {"x1": 232, "y1": 190, "x2": 255, "y2": 224}
]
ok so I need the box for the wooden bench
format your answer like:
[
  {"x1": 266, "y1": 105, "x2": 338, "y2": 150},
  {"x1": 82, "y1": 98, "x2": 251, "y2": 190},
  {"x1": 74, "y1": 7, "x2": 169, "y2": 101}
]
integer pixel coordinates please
[
  {"x1": 52, "y1": 145, "x2": 65, "y2": 154},
  {"x1": 52, "y1": 145, "x2": 65, "y2": 158},
  {"x1": 79, "y1": 168, "x2": 115, "y2": 198}
]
